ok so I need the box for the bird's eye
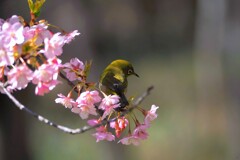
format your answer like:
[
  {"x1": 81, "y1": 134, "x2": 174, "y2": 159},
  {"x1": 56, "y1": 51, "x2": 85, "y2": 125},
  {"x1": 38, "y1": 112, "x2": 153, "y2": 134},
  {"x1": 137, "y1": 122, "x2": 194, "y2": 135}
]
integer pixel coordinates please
[{"x1": 128, "y1": 69, "x2": 133, "y2": 75}]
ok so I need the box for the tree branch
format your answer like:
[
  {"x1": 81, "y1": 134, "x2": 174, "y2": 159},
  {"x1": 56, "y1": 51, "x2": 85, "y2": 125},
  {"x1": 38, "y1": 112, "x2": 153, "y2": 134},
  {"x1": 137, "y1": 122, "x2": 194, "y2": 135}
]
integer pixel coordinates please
[{"x1": 0, "y1": 82, "x2": 153, "y2": 134}]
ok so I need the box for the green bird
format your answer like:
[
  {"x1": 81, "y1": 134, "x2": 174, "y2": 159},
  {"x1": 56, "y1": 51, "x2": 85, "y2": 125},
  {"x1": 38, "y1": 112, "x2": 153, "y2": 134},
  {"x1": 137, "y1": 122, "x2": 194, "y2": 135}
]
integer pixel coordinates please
[{"x1": 99, "y1": 59, "x2": 139, "y2": 109}]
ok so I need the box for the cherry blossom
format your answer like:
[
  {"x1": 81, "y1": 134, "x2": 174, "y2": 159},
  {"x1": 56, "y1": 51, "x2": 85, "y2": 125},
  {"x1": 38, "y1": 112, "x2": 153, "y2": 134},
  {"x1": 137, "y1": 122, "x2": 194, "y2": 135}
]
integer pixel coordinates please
[
  {"x1": 0, "y1": 47, "x2": 14, "y2": 67},
  {"x1": 76, "y1": 90, "x2": 102, "y2": 105},
  {"x1": 7, "y1": 64, "x2": 33, "y2": 90},
  {"x1": 35, "y1": 80, "x2": 61, "y2": 96},
  {"x1": 0, "y1": 15, "x2": 24, "y2": 49},
  {"x1": 144, "y1": 104, "x2": 159, "y2": 124},
  {"x1": 23, "y1": 23, "x2": 52, "y2": 45},
  {"x1": 63, "y1": 30, "x2": 80, "y2": 44},
  {"x1": 42, "y1": 32, "x2": 64, "y2": 58},
  {"x1": 92, "y1": 126, "x2": 115, "y2": 142},
  {"x1": 63, "y1": 58, "x2": 85, "y2": 81},
  {"x1": 118, "y1": 124, "x2": 149, "y2": 145},
  {"x1": 8, "y1": 15, "x2": 20, "y2": 24},
  {"x1": 98, "y1": 95, "x2": 120, "y2": 119},
  {"x1": 110, "y1": 117, "x2": 128, "y2": 138},
  {"x1": 87, "y1": 119, "x2": 100, "y2": 126},
  {"x1": 55, "y1": 93, "x2": 76, "y2": 108},
  {"x1": 133, "y1": 124, "x2": 149, "y2": 140},
  {"x1": 71, "y1": 90, "x2": 101, "y2": 119},
  {"x1": 32, "y1": 58, "x2": 61, "y2": 95},
  {"x1": 118, "y1": 135, "x2": 141, "y2": 146},
  {"x1": 72, "y1": 103, "x2": 98, "y2": 119},
  {"x1": 32, "y1": 63, "x2": 58, "y2": 83}
]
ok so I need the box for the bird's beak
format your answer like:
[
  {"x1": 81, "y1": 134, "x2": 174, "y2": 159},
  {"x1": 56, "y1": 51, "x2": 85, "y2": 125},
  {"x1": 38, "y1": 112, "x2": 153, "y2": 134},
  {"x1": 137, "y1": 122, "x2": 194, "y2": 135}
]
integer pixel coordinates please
[{"x1": 134, "y1": 72, "x2": 139, "y2": 77}]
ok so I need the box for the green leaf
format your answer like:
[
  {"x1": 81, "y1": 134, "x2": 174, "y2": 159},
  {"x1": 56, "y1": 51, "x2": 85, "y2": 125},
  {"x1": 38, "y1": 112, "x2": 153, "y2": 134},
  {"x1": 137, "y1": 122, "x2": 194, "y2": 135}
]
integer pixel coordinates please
[
  {"x1": 28, "y1": 0, "x2": 34, "y2": 10},
  {"x1": 28, "y1": 0, "x2": 46, "y2": 18}
]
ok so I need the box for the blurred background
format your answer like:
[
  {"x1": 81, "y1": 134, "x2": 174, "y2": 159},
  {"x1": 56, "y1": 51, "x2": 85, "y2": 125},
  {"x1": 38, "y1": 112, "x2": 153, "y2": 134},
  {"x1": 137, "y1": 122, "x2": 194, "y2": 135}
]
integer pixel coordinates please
[{"x1": 0, "y1": 0, "x2": 240, "y2": 159}]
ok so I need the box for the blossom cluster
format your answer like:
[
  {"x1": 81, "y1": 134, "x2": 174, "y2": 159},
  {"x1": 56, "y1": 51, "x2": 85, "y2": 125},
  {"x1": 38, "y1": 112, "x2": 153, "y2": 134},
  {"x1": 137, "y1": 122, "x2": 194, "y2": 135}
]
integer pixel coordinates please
[
  {"x1": 55, "y1": 58, "x2": 159, "y2": 145},
  {"x1": 0, "y1": 15, "x2": 79, "y2": 95},
  {"x1": 56, "y1": 86, "x2": 158, "y2": 145},
  {"x1": 0, "y1": 14, "x2": 159, "y2": 145}
]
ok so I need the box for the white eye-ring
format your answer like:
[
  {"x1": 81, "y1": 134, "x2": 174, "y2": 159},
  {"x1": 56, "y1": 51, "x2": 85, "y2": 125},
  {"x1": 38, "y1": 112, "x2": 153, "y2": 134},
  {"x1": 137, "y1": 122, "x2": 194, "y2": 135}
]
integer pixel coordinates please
[{"x1": 128, "y1": 69, "x2": 133, "y2": 75}]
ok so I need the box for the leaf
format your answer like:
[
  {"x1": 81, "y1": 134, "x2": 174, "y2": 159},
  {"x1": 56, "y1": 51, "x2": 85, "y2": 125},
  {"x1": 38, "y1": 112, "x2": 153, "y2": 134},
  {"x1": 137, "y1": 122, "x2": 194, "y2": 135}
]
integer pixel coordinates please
[
  {"x1": 28, "y1": 0, "x2": 46, "y2": 18},
  {"x1": 28, "y1": 0, "x2": 34, "y2": 11}
]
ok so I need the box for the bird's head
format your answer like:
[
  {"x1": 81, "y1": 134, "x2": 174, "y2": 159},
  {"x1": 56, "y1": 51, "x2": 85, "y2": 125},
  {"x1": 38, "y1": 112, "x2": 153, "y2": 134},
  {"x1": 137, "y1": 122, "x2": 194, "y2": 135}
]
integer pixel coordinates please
[{"x1": 111, "y1": 59, "x2": 139, "y2": 77}]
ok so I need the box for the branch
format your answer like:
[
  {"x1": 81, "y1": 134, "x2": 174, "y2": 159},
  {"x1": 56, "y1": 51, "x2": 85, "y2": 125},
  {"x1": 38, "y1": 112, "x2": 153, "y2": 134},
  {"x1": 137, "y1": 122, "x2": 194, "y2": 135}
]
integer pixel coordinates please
[{"x1": 0, "y1": 82, "x2": 153, "y2": 134}]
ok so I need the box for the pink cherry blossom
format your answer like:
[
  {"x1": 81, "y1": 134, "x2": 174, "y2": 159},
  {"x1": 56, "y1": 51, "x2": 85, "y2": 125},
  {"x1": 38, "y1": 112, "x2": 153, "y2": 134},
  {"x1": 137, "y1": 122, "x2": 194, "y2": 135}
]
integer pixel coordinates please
[
  {"x1": 110, "y1": 117, "x2": 128, "y2": 138},
  {"x1": 118, "y1": 117, "x2": 129, "y2": 129},
  {"x1": 63, "y1": 30, "x2": 80, "y2": 44},
  {"x1": 0, "y1": 48, "x2": 14, "y2": 66},
  {"x1": 32, "y1": 64, "x2": 57, "y2": 83},
  {"x1": 7, "y1": 64, "x2": 33, "y2": 90},
  {"x1": 23, "y1": 23, "x2": 52, "y2": 45},
  {"x1": 98, "y1": 95, "x2": 120, "y2": 119},
  {"x1": 33, "y1": 58, "x2": 62, "y2": 95},
  {"x1": 118, "y1": 135, "x2": 140, "y2": 146},
  {"x1": 0, "y1": 15, "x2": 24, "y2": 49},
  {"x1": 63, "y1": 58, "x2": 84, "y2": 81},
  {"x1": 32, "y1": 58, "x2": 60, "y2": 85},
  {"x1": 71, "y1": 107, "x2": 81, "y2": 114},
  {"x1": 133, "y1": 124, "x2": 149, "y2": 140},
  {"x1": 47, "y1": 58, "x2": 62, "y2": 70},
  {"x1": 92, "y1": 126, "x2": 115, "y2": 142},
  {"x1": 144, "y1": 104, "x2": 159, "y2": 124},
  {"x1": 42, "y1": 32, "x2": 64, "y2": 58},
  {"x1": 35, "y1": 80, "x2": 60, "y2": 96},
  {"x1": 76, "y1": 90, "x2": 102, "y2": 105},
  {"x1": 35, "y1": 82, "x2": 49, "y2": 95},
  {"x1": 87, "y1": 119, "x2": 100, "y2": 126},
  {"x1": 80, "y1": 104, "x2": 98, "y2": 119},
  {"x1": 71, "y1": 90, "x2": 101, "y2": 119},
  {"x1": 72, "y1": 103, "x2": 97, "y2": 119},
  {"x1": 8, "y1": 15, "x2": 20, "y2": 24},
  {"x1": 55, "y1": 93, "x2": 76, "y2": 108}
]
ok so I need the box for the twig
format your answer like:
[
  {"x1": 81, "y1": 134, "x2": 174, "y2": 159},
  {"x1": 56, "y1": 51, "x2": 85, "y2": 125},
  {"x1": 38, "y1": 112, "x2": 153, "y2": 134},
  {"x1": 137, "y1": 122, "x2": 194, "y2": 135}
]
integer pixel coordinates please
[{"x1": 0, "y1": 82, "x2": 153, "y2": 134}]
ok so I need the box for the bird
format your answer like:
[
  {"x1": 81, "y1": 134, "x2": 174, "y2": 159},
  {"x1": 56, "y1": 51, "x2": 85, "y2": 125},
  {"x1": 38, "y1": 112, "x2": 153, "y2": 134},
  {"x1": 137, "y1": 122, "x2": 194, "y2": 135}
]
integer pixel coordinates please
[{"x1": 99, "y1": 59, "x2": 139, "y2": 109}]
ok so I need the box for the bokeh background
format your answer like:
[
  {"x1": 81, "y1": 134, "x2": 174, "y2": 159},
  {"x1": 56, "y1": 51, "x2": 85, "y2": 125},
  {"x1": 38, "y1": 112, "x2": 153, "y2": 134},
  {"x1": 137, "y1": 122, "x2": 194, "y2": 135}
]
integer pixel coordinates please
[{"x1": 0, "y1": 0, "x2": 240, "y2": 160}]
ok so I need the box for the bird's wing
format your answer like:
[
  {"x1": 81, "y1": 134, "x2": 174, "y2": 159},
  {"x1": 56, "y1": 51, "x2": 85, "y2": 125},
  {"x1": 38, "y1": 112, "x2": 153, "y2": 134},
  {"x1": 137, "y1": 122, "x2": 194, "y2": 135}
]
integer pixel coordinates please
[{"x1": 101, "y1": 71, "x2": 124, "y2": 93}]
